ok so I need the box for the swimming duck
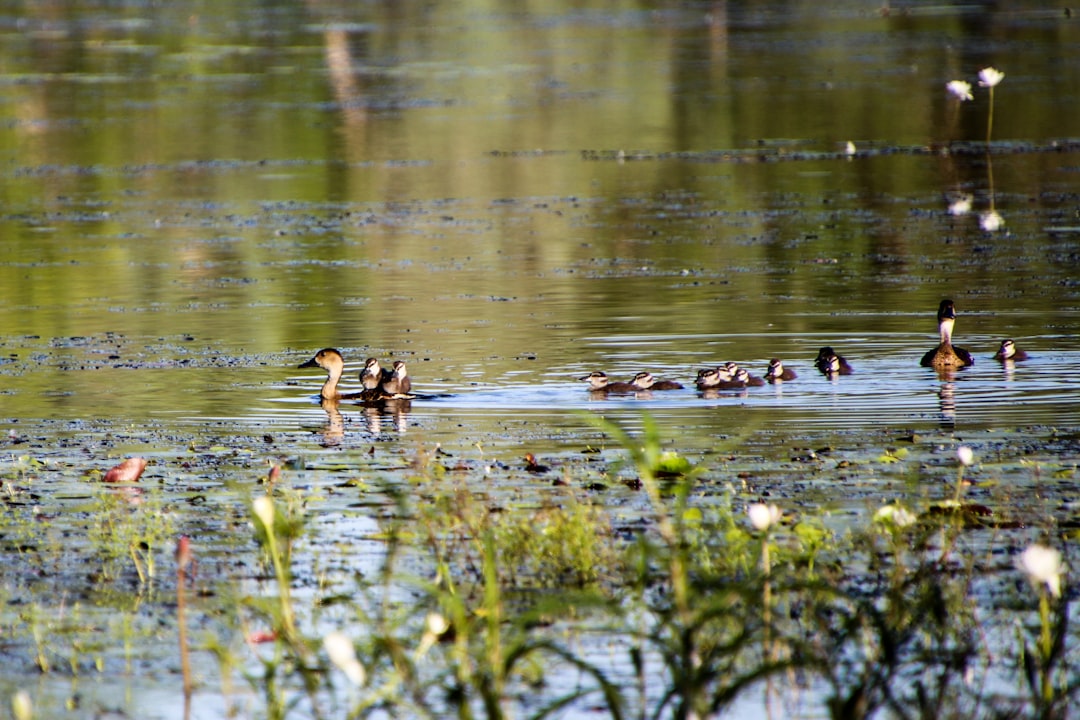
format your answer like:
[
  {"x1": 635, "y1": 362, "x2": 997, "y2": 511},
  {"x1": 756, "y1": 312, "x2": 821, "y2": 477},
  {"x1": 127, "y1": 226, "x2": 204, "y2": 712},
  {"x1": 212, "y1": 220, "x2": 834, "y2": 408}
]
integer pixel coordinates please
[
  {"x1": 765, "y1": 358, "x2": 797, "y2": 382},
  {"x1": 993, "y1": 339, "x2": 1029, "y2": 362},
  {"x1": 580, "y1": 371, "x2": 639, "y2": 393},
  {"x1": 630, "y1": 371, "x2": 684, "y2": 391},
  {"x1": 381, "y1": 360, "x2": 413, "y2": 397},
  {"x1": 919, "y1": 299, "x2": 974, "y2": 368},
  {"x1": 299, "y1": 348, "x2": 380, "y2": 401},
  {"x1": 815, "y1": 347, "x2": 853, "y2": 376}
]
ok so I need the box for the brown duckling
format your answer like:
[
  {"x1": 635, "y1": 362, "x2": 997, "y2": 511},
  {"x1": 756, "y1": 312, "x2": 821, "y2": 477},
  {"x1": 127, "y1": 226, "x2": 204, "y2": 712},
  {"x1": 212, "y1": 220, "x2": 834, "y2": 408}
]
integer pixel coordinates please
[
  {"x1": 695, "y1": 367, "x2": 746, "y2": 391},
  {"x1": 360, "y1": 357, "x2": 392, "y2": 390},
  {"x1": 765, "y1": 358, "x2": 797, "y2": 382},
  {"x1": 919, "y1": 299, "x2": 974, "y2": 368},
  {"x1": 735, "y1": 368, "x2": 765, "y2": 387},
  {"x1": 381, "y1": 360, "x2": 413, "y2": 397},
  {"x1": 630, "y1": 371, "x2": 684, "y2": 391},
  {"x1": 580, "y1": 371, "x2": 638, "y2": 393},
  {"x1": 992, "y1": 339, "x2": 1029, "y2": 362},
  {"x1": 815, "y1": 347, "x2": 854, "y2": 376}
]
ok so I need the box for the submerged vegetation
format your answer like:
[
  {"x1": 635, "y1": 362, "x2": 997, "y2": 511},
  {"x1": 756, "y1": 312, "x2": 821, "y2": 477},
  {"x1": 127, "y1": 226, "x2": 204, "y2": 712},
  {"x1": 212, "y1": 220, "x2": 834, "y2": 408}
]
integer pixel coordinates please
[{"x1": 4, "y1": 416, "x2": 1078, "y2": 719}]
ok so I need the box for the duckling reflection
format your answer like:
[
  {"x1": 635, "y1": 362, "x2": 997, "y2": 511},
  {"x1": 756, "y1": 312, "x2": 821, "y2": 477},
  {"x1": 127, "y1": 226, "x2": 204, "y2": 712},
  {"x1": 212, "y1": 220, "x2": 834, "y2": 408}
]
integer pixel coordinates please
[{"x1": 359, "y1": 398, "x2": 411, "y2": 434}]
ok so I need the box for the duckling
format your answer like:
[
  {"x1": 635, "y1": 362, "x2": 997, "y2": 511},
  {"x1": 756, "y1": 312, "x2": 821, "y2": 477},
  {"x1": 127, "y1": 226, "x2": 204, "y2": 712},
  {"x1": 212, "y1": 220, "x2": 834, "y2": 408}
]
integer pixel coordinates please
[
  {"x1": 299, "y1": 348, "x2": 379, "y2": 401},
  {"x1": 815, "y1": 347, "x2": 853, "y2": 376},
  {"x1": 523, "y1": 453, "x2": 551, "y2": 474},
  {"x1": 630, "y1": 371, "x2": 684, "y2": 391},
  {"x1": 735, "y1": 368, "x2": 766, "y2": 387},
  {"x1": 992, "y1": 338, "x2": 1029, "y2": 362},
  {"x1": 920, "y1": 299, "x2": 974, "y2": 368},
  {"x1": 765, "y1": 358, "x2": 797, "y2": 382},
  {"x1": 360, "y1": 357, "x2": 392, "y2": 390},
  {"x1": 580, "y1": 371, "x2": 638, "y2": 394},
  {"x1": 695, "y1": 367, "x2": 746, "y2": 391},
  {"x1": 380, "y1": 360, "x2": 413, "y2": 397}
]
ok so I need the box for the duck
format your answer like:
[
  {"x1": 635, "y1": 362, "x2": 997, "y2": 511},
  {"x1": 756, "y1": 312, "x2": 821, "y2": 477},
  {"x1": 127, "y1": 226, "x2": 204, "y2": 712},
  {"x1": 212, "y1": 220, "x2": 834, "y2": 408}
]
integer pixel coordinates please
[
  {"x1": 919, "y1": 299, "x2": 974, "y2": 368},
  {"x1": 299, "y1": 348, "x2": 382, "y2": 401},
  {"x1": 580, "y1": 371, "x2": 639, "y2": 394},
  {"x1": 765, "y1": 358, "x2": 797, "y2": 382},
  {"x1": 815, "y1": 347, "x2": 853, "y2": 376},
  {"x1": 630, "y1": 371, "x2": 684, "y2": 391},
  {"x1": 300, "y1": 349, "x2": 409, "y2": 402},
  {"x1": 993, "y1": 338, "x2": 1029, "y2": 362}
]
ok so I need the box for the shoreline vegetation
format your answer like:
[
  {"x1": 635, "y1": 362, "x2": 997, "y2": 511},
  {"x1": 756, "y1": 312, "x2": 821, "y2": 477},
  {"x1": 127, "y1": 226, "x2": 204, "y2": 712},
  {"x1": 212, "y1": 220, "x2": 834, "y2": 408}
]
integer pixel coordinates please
[{"x1": 2, "y1": 415, "x2": 1077, "y2": 719}]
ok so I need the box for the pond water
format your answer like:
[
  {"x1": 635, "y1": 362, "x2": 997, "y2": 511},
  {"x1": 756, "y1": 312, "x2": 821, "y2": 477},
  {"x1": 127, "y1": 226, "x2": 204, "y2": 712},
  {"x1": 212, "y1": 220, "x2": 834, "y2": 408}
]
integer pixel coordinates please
[{"x1": 2, "y1": 0, "x2": 1080, "y2": 717}]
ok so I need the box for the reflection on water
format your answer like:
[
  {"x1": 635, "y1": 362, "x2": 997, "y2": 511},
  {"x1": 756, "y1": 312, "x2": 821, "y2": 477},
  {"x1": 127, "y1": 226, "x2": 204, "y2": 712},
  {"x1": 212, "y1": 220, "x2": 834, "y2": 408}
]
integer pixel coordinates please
[{"x1": 939, "y1": 380, "x2": 957, "y2": 430}]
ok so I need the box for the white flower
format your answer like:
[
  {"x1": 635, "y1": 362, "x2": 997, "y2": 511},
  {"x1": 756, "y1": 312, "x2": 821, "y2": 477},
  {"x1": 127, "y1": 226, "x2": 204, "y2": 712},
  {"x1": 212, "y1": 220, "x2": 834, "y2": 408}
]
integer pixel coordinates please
[
  {"x1": 946, "y1": 80, "x2": 973, "y2": 101},
  {"x1": 874, "y1": 503, "x2": 917, "y2": 529},
  {"x1": 324, "y1": 632, "x2": 366, "y2": 685},
  {"x1": 980, "y1": 210, "x2": 1004, "y2": 232},
  {"x1": 416, "y1": 612, "x2": 450, "y2": 659},
  {"x1": 957, "y1": 446, "x2": 975, "y2": 466},
  {"x1": 252, "y1": 495, "x2": 275, "y2": 528},
  {"x1": 1017, "y1": 544, "x2": 1064, "y2": 598},
  {"x1": 748, "y1": 503, "x2": 782, "y2": 532},
  {"x1": 12, "y1": 691, "x2": 32, "y2": 720},
  {"x1": 845, "y1": 141, "x2": 857, "y2": 156},
  {"x1": 426, "y1": 612, "x2": 450, "y2": 636},
  {"x1": 978, "y1": 67, "x2": 1005, "y2": 88},
  {"x1": 948, "y1": 194, "x2": 973, "y2": 216}
]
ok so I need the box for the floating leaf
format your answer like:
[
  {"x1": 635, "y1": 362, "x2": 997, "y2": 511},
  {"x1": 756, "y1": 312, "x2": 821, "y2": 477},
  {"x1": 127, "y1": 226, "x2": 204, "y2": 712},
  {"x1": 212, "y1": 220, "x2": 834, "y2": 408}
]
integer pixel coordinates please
[{"x1": 102, "y1": 457, "x2": 148, "y2": 483}]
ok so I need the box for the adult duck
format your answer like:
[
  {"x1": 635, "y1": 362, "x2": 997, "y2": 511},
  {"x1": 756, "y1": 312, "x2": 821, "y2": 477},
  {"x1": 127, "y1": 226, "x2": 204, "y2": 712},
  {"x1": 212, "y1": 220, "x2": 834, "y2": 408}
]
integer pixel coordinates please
[{"x1": 919, "y1": 299, "x2": 974, "y2": 368}]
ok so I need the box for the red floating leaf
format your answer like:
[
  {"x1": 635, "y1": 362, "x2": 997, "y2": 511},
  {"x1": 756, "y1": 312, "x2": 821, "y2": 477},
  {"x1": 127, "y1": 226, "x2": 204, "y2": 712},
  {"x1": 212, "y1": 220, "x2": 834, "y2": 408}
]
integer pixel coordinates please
[{"x1": 103, "y1": 457, "x2": 148, "y2": 483}]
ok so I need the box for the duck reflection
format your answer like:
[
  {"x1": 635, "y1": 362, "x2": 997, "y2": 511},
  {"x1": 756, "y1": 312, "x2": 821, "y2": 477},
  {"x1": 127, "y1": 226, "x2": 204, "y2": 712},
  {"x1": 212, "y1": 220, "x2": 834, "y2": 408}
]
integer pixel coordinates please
[
  {"x1": 938, "y1": 380, "x2": 957, "y2": 430},
  {"x1": 319, "y1": 397, "x2": 345, "y2": 446}
]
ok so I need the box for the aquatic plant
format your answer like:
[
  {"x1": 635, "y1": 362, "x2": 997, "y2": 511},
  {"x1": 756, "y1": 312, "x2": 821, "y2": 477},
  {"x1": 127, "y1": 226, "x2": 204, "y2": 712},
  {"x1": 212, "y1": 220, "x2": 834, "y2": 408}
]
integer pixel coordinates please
[
  {"x1": 946, "y1": 80, "x2": 974, "y2": 102},
  {"x1": 236, "y1": 491, "x2": 324, "y2": 720},
  {"x1": 979, "y1": 66, "x2": 1005, "y2": 146},
  {"x1": 176, "y1": 535, "x2": 194, "y2": 703},
  {"x1": 1015, "y1": 543, "x2": 1071, "y2": 716},
  {"x1": 86, "y1": 487, "x2": 175, "y2": 583}
]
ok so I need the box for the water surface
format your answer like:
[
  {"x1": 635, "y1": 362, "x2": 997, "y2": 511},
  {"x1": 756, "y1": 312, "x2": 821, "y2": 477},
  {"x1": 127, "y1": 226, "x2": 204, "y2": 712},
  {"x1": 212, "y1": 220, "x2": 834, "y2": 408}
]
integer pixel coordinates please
[{"x1": 2, "y1": 1, "x2": 1080, "y2": 717}]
